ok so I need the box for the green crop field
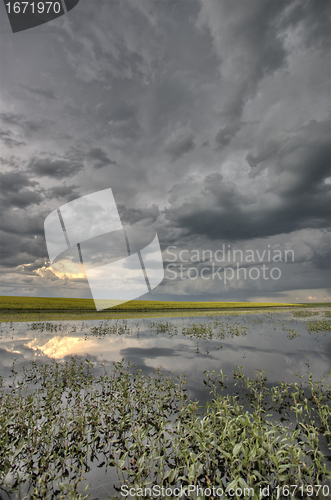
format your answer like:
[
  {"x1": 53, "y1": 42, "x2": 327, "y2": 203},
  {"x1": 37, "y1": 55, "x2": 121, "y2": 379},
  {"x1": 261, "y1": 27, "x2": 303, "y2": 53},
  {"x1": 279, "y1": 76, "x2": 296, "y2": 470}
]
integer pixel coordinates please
[
  {"x1": 1, "y1": 296, "x2": 328, "y2": 323},
  {"x1": 0, "y1": 296, "x2": 305, "y2": 312}
]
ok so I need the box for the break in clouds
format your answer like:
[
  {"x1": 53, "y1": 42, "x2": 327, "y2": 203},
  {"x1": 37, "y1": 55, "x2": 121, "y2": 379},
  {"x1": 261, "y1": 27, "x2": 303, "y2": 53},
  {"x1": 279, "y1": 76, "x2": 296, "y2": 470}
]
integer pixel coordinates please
[{"x1": 0, "y1": 0, "x2": 330, "y2": 302}]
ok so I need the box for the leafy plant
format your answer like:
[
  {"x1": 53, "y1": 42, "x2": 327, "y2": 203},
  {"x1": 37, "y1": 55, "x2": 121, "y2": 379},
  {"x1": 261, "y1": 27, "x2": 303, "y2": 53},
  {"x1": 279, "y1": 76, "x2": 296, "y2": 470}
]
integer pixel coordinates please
[{"x1": 1, "y1": 359, "x2": 330, "y2": 499}]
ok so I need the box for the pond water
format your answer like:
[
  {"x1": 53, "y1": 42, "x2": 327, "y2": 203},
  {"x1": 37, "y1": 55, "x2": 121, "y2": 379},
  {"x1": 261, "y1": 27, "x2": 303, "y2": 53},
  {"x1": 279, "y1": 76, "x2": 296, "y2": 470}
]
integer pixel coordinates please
[
  {"x1": 1, "y1": 309, "x2": 330, "y2": 397},
  {"x1": 0, "y1": 309, "x2": 330, "y2": 499}
]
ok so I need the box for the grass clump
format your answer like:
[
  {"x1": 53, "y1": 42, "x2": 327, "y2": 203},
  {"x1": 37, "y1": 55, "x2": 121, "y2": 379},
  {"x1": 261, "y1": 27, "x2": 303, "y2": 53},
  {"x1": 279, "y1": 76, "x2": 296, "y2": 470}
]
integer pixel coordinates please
[
  {"x1": 293, "y1": 311, "x2": 319, "y2": 318},
  {"x1": 0, "y1": 359, "x2": 330, "y2": 499},
  {"x1": 308, "y1": 320, "x2": 331, "y2": 333}
]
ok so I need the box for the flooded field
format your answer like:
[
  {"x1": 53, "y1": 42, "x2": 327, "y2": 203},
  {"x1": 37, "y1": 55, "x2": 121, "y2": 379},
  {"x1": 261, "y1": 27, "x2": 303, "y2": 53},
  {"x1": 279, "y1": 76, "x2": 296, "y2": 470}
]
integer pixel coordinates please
[
  {"x1": 0, "y1": 309, "x2": 330, "y2": 499},
  {"x1": 1, "y1": 309, "x2": 330, "y2": 398}
]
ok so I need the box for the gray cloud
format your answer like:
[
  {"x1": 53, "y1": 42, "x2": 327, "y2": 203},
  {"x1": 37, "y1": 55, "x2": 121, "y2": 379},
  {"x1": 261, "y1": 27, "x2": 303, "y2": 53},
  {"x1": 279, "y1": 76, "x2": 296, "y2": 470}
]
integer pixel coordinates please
[
  {"x1": 0, "y1": 156, "x2": 20, "y2": 167},
  {"x1": 2, "y1": 190, "x2": 43, "y2": 209},
  {"x1": 165, "y1": 141, "x2": 331, "y2": 240},
  {"x1": 0, "y1": 170, "x2": 37, "y2": 192},
  {"x1": 21, "y1": 85, "x2": 57, "y2": 100},
  {"x1": 0, "y1": 0, "x2": 329, "y2": 300},
  {"x1": 164, "y1": 119, "x2": 331, "y2": 241},
  {"x1": 282, "y1": 0, "x2": 331, "y2": 50},
  {"x1": 28, "y1": 156, "x2": 84, "y2": 179},
  {"x1": 215, "y1": 122, "x2": 242, "y2": 149},
  {"x1": 0, "y1": 129, "x2": 26, "y2": 148},
  {"x1": 0, "y1": 112, "x2": 48, "y2": 136},
  {"x1": 118, "y1": 204, "x2": 161, "y2": 226},
  {"x1": 0, "y1": 224, "x2": 47, "y2": 268},
  {"x1": 165, "y1": 131, "x2": 196, "y2": 162},
  {"x1": 197, "y1": 0, "x2": 290, "y2": 147},
  {"x1": 46, "y1": 184, "x2": 81, "y2": 202},
  {"x1": 88, "y1": 147, "x2": 118, "y2": 169}
]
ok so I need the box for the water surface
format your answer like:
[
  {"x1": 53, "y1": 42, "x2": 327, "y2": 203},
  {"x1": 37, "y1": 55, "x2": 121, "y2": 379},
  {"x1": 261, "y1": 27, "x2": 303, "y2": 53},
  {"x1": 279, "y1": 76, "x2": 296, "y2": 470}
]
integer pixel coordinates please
[
  {"x1": 1, "y1": 309, "x2": 330, "y2": 398},
  {"x1": 0, "y1": 309, "x2": 330, "y2": 499}
]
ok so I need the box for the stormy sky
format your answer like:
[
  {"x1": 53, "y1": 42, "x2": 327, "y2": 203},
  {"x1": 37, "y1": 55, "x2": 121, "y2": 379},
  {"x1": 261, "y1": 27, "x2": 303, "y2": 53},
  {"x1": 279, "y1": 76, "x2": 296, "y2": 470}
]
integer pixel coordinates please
[{"x1": 0, "y1": 0, "x2": 330, "y2": 303}]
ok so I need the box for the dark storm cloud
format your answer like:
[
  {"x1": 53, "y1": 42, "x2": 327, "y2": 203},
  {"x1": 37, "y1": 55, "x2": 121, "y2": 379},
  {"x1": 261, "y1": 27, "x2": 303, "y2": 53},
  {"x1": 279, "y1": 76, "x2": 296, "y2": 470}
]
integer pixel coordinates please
[
  {"x1": 198, "y1": 0, "x2": 329, "y2": 150},
  {"x1": 0, "y1": 177, "x2": 44, "y2": 267},
  {"x1": 0, "y1": 113, "x2": 25, "y2": 127},
  {"x1": 307, "y1": 234, "x2": 331, "y2": 271},
  {"x1": 2, "y1": 190, "x2": 43, "y2": 209},
  {"x1": 0, "y1": 156, "x2": 20, "y2": 167},
  {"x1": 247, "y1": 120, "x2": 331, "y2": 195},
  {"x1": 28, "y1": 157, "x2": 84, "y2": 179},
  {"x1": 117, "y1": 204, "x2": 160, "y2": 225},
  {"x1": 197, "y1": 0, "x2": 289, "y2": 147},
  {"x1": 165, "y1": 118, "x2": 331, "y2": 241},
  {"x1": 0, "y1": 174, "x2": 76, "y2": 273},
  {"x1": 0, "y1": 202, "x2": 48, "y2": 272},
  {"x1": 87, "y1": 147, "x2": 118, "y2": 169},
  {"x1": 164, "y1": 120, "x2": 331, "y2": 243},
  {"x1": 283, "y1": 0, "x2": 331, "y2": 50},
  {"x1": 0, "y1": 170, "x2": 36, "y2": 192},
  {"x1": 0, "y1": 129, "x2": 26, "y2": 148},
  {"x1": 0, "y1": 227, "x2": 47, "y2": 268},
  {"x1": 165, "y1": 188, "x2": 329, "y2": 241},
  {"x1": 21, "y1": 85, "x2": 57, "y2": 100},
  {"x1": 0, "y1": 112, "x2": 48, "y2": 136},
  {"x1": 165, "y1": 132, "x2": 196, "y2": 162},
  {"x1": 0, "y1": 0, "x2": 330, "y2": 299},
  {"x1": 52, "y1": 0, "x2": 216, "y2": 147},
  {"x1": 46, "y1": 184, "x2": 81, "y2": 202},
  {"x1": 215, "y1": 122, "x2": 242, "y2": 149}
]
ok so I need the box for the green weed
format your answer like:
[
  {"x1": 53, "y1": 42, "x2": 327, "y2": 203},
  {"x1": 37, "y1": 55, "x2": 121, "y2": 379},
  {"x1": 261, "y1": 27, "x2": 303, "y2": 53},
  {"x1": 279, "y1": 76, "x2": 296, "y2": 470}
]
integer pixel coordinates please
[{"x1": 0, "y1": 359, "x2": 330, "y2": 499}]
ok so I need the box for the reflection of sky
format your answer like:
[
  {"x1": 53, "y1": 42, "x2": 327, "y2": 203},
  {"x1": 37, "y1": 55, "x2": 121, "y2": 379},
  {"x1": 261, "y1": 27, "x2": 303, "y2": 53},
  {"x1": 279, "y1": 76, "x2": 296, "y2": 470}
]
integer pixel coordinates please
[
  {"x1": 0, "y1": 311, "x2": 330, "y2": 400},
  {"x1": 0, "y1": 312, "x2": 330, "y2": 499}
]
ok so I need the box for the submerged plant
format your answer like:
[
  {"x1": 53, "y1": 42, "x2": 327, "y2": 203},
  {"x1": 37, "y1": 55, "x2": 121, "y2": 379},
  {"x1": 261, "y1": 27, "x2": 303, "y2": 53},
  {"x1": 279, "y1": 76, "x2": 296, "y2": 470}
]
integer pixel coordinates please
[
  {"x1": 293, "y1": 311, "x2": 319, "y2": 318},
  {"x1": 307, "y1": 320, "x2": 331, "y2": 333},
  {"x1": 0, "y1": 359, "x2": 330, "y2": 499}
]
